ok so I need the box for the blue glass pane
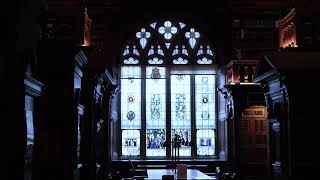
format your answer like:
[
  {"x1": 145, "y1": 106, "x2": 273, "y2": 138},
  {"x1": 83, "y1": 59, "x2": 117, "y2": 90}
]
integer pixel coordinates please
[{"x1": 146, "y1": 129, "x2": 166, "y2": 156}]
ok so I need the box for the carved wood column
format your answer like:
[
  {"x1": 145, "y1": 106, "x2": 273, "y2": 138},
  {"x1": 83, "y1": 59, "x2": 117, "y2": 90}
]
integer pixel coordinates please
[{"x1": 79, "y1": 71, "x2": 98, "y2": 180}]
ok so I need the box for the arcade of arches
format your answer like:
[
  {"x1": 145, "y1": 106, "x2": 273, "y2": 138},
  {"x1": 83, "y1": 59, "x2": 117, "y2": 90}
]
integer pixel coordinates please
[{"x1": 1, "y1": 1, "x2": 319, "y2": 180}]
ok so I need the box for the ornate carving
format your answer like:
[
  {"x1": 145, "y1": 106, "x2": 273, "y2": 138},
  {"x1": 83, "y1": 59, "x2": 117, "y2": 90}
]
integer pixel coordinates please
[{"x1": 84, "y1": 8, "x2": 92, "y2": 46}]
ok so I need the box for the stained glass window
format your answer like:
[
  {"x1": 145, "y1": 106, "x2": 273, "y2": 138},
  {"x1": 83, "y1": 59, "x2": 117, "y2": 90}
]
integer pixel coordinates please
[
  {"x1": 171, "y1": 75, "x2": 191, "y2": 156},
  {"x1": 195, "y1": 75, "x2": 216, "y2": 155},
  {"x1": 121, "y1": 66, "x2": 141, "y2": 156},
  {"x1": 197, "y1": 129, "x2": 215, "y2": 156},
  {"x1": 119, "y1": 19, "x2": 218, "y2": 159},
  {"x1": 146, "y1": 67, "x2": 166, "y2": 156},
  {"x1": 122, "y1": 130, "x2": 140, "y2": 156}
]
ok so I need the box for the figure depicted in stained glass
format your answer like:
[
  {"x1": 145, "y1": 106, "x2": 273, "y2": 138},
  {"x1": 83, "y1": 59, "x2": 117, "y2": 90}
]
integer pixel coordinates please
[
  {"x1": 150, "y1": 94, "x2": 161, "y2": 120},
  {"x1": 176, "y1": 94, "x2": 186, "y2": 121},
  {"x1": 125, "y1": 138, "x2": 137, "y2": 147},
  {"x1": 147, "y1": 129, "x2": 165, "y2": 149}
]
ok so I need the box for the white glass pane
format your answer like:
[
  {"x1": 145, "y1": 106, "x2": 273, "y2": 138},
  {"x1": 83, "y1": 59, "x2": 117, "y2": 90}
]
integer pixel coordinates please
[
  {"x1": 182, "y1": 45, "x2": 188, "y2": 56},
  {"x1": 133, "y1": 45, "x2": 139, "y2": 55},
  {"x1": 170, "y1": 26, "x2": 178, "y2": 34},
  {"x1": 197, "y1": 45, "x2": 204, "y2": 56},
  {"x1": 172, "y1": 45, "x2": 179, "y2": 56},
  {"x1": 179, "y1": 22, "x2": 186, "y2": 29},
  {"x1": 148, "y1": 57, "x2": 163, "y2": 64},
  {"x1": 123, "y1": 45, "x2": 130, "y2": 56},
  {"x1": 195, "y1": 75, "x2": 216, "y2": 129},
  {"x1": 171, "y1": 75, "x2": 191, "y2": 156},
  {"x1": 157, "y1": 45, "x2": 164, "y2": 56},
  {"x1": 197, "y1": 57, "x2": 213, "y2": 64},
  {"x1": 158, "y1": 26, "x2": 165, "y2": 34},
  {"x1": 148, "y1": 45, "x2": 155, "y2": 56},
  {"x1": 122, "y1": 130, "x2": 140, "y2": 156},
  {"x1": 189, "y1": 38, "x2": 196, "y2": 49},
  {"x1": 206, "y1": 45, "x2": 214, "y2": 56},
  {"x1": 121, "y1": 66, "x2": 141, "y2": 78},
  {"x1": 164, "y1": 33, "x2": 172, "y2": 40},
  {"x1": 140, "y1": 38, "x2": 147, "y2": 49},
  {"x1": 150, "y1": 22, "x2": 157, "y2": 29},
  {"x1": 173, "y1": 57, "x2": 188, "y2": 64},
  {"x1": 165, "y1": 43, "x2": 171, "y2": 49},
  {"x1": 197, "y1": 129, "x2": 215, "y2": 156},
  {"x1": 121, "y1": 67, "x2": 141, "y2": 129},
  {"x1": 146, "y1": 67, "x2": 166, "y2": 156},
  {"x1": 164, "y1": 21, "x2": 172, "y2": 28}
]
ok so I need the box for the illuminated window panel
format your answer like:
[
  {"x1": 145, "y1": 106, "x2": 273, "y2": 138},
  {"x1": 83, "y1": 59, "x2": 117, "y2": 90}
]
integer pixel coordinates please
[
  {"x1": 146, "y1": 66, "x2": 167, "y2": 156},
  {"x1": 196, "y1": 129, "x2": 215, "y2": 156},
  {"x1": 171, "y1": 75, "x2": 191, "y2": 128},
  {"x1": 195, "y1": 75, "x2": 216, "y2": 129},
  {"x1": 146, "y1": 129, "x2": 166, "y2": 156},
  {"x1": 121, "y1": 66, "x2": 141, "y2": 129},
  {"x1": 171, "y1": 129, "x2": 191, "y2": 156},
  {"x1": 171, "y1": 74, "x2": 191, "y2": 156},
  {"x1": 122, "y1": 130, "x2": 140, "y2": 156}
]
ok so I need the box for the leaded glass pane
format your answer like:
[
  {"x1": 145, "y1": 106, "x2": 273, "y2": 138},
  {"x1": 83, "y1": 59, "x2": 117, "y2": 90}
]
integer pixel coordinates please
[
  {"x1": 150, "y1": 22, "x2": 157, "y2": 29},
  {"x1": 146, "y1": 129, "x2": 166, "y2": 156},
  {"x1": 171, "y1": 75, "x2": 191, "y2": 156},
  {"x1": 182, "y1": 45, "x2": 188, "y2": 55},
  {"x1": 179, "y1": 22, "x2": 186, "y2": 29},
  {"x1": 195, "y1": 75, "x2": 216, "y2": 129},
  {"x1": 146, "y1": 67, "x2": 166, "y2": 156},
  {"x1": 197, "y1": 57, "x2": 213, "y2": 64},
  {"x1": 133, "y1": 45, "x2": 139, "y2": 55},
  {"x1": 196, "y1": 129, "x2": 215, "y2": 156},
  {"x1": 122, "y1": 130, "x2": 140, "y2": 156},
  {"x1": 124, "y1": 57, "x2": 139, "y2": 64},
  {"x1": 206, "y1": 45, "x2": 214, "y2": 56},
  {"x1": 157, "y1": 45, "x2": 164, "y2": 56},
  {"x1": 123, "y1": 45, "x2": 130, "y2": 56},
  {"x1": 148, "y1": 45, "x2": 155, "y2": 56},
  {"x1": 173, "y1": 57, "x2": 188, "y2": 64},
  {"x1": 172, "y1": 45, "x2": 179, "y2": 56},
  {"x1": 148, "y1": 57, "x2": 163, "y2": 64},
  {"x1": 171, "y1": 129, "x2": 191, "y2": 156},
  {"x1": 165, "y1": 43, "x2": 171, "y2": 49},
  {"x1": 197, "y1": 45, "x2": 204, "y2": 56},
  {"x1": 121, "y1": 66, "x2": 141, "y2": 130}
]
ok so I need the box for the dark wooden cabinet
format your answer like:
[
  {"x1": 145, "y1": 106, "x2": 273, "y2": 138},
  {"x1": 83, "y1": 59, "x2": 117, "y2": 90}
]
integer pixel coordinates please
[
  {"x1": 254, "y1": 51, "x2": 320, "y2": 179},
  {"x1": 219, "y1": 60, "x2": 268, "y2": 178}
]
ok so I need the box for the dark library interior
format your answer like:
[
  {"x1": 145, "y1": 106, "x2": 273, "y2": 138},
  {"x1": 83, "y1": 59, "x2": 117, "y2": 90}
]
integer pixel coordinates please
[{"x1": 1, "y1": 0, "x2": 319, "y2": 180}]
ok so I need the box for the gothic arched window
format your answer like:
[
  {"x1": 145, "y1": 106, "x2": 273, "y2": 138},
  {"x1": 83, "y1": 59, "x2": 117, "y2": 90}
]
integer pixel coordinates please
[{"x1": 120, "y1": 20, "x2": 217, "y2": 159}]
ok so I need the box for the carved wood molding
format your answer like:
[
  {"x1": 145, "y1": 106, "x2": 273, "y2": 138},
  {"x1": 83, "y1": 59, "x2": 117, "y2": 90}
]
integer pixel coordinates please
[{"x1": 24, "y1": 75, "x2": 43, "y2": 97}]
